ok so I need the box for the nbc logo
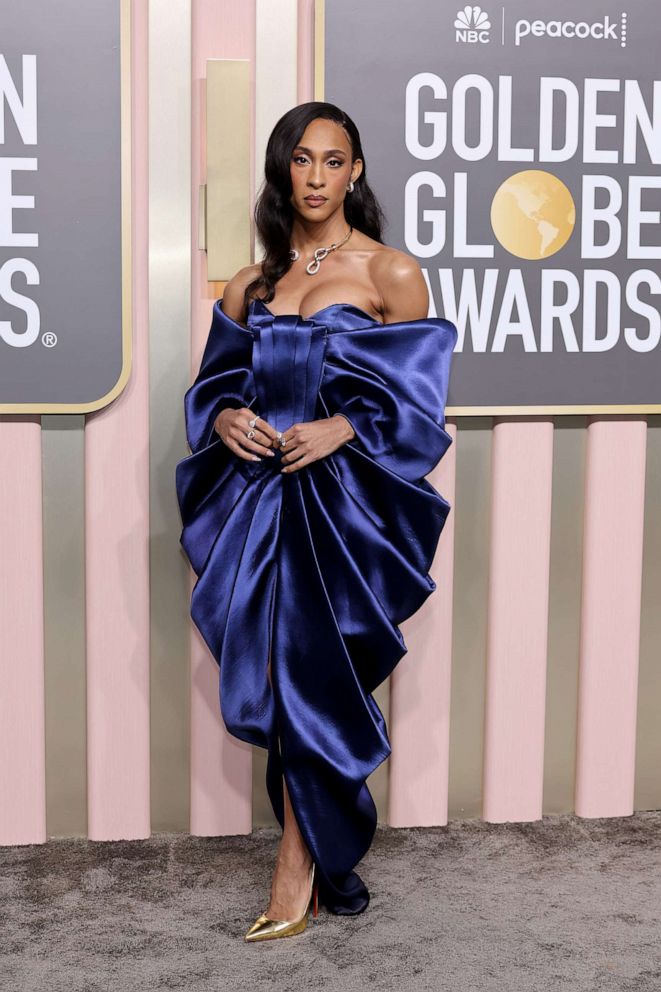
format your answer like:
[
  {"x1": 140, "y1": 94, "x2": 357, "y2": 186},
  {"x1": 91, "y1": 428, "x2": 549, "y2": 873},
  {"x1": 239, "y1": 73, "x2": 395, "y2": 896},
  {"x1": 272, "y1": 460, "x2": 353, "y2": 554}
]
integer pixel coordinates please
[{"x1": 455, "y1": 4, "x2": 491, "y2": 43}]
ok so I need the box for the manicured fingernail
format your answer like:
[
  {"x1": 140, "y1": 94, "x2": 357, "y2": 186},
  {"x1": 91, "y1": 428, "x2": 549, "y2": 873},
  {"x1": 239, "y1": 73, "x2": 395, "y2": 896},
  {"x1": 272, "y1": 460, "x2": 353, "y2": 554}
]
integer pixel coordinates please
[
  {"x1": 253, "y1": 455, "x2": 262, "y2": 461},
  {"x1": 266, "y1": 450, "x2": 275, "y2": 456}
]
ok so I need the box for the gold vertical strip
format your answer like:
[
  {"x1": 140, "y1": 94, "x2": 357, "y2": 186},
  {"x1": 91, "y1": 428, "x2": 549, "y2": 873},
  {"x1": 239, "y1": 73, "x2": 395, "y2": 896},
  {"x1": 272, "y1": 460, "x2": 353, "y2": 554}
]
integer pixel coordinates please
[
  {"x1": 636, "y1": 415, "x2": 661, "y2": 810},
  {"x1": 448, "y1": 419, "x2": 492, "y2": 819},
  {"x1": 43, "y1": 417, "x2": 87, "y2": 837},
  {"x1": 149, "y1": 0, "x2": 192, "y2": 833},
  {"x1": 543, "y1": 417, "x2": 586, "y2": 812},
  {"x1": 206, "y1": 60, "x2": 251, "y2": 279}
]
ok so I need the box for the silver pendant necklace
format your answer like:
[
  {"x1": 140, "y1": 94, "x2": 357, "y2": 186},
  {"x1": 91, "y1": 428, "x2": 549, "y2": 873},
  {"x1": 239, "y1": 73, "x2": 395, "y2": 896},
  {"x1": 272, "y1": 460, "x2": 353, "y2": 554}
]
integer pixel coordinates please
[{"x1": 289, "y1": 225, "x2": 353, "y2": 275}]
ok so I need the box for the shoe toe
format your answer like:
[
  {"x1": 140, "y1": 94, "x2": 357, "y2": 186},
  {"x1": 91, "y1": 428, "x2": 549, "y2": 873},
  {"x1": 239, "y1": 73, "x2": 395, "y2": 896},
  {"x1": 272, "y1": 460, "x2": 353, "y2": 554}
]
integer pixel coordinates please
[{"x1": 244, "y1": 914, "x2": 272, "y2": 940}]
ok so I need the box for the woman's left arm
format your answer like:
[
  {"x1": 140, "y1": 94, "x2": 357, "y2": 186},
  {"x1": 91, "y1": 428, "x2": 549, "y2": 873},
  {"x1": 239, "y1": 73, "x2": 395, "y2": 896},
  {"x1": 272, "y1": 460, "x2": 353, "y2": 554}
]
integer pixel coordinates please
[{"x1": 376, "y1": 250, "x2": 431, "y2": 325}]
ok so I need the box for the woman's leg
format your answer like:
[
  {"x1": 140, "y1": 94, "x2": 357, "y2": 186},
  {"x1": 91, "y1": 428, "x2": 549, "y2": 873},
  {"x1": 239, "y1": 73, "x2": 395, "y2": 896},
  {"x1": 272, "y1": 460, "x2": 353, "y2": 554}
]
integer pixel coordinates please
[{"x1": 264, "y1": 655, "x2": 314, "y2": 919}]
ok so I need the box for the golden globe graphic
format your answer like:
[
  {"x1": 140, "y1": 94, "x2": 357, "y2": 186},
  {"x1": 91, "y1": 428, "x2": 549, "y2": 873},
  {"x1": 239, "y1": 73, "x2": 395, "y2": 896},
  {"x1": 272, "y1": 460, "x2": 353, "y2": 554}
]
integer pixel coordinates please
[{"x1": 490, "y1": 170, "x2": 576, "y2": 260}]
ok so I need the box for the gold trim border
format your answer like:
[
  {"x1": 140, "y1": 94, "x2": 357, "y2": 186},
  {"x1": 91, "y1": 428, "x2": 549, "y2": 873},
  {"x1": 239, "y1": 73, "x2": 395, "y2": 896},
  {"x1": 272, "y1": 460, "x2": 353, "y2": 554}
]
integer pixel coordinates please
[
  {"x1": 446, "y1": 404, "x2": 661, "y2": 415},
  {"x1": 1, "y1": 0, "x2": 133, "y2": 414},
  {"x1": 313, "y1": 0, "x2": 659, "y2": 417}
]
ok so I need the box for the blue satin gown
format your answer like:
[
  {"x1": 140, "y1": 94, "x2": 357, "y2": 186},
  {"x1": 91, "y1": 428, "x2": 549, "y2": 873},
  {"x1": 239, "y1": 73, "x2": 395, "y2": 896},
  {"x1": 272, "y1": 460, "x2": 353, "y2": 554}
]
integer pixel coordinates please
[{"x1": 175, "y1": 297, "x2": 457, "y2": 915}]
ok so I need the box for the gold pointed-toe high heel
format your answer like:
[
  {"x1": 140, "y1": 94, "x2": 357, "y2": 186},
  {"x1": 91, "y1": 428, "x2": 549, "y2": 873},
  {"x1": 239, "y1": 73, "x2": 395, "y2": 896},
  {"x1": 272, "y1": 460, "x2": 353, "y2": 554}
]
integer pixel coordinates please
[{"x1": 244, "y1": 861, "x2": 318, "y2": 942}]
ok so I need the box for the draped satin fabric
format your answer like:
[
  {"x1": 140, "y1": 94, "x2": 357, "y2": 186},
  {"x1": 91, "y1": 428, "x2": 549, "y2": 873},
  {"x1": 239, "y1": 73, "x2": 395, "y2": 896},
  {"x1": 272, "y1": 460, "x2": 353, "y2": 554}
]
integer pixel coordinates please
[{"x1": 175, "y1": 297, "x2": 458, "y2": 915}]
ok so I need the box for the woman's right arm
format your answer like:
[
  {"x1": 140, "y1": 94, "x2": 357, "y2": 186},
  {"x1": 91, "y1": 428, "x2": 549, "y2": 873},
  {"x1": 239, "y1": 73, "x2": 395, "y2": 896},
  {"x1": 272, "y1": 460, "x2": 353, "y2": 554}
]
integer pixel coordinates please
[
  {"x1": 204, "y1": 266, "x2": 279, "y2": 459},
  {"x1": 219, "y1": 263, "x2": 261, "y2": 325}
]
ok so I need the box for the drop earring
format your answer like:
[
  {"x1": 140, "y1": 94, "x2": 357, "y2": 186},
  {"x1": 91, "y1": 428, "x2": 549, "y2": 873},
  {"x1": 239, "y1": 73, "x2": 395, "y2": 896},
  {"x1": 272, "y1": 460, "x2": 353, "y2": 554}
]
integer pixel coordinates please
[{"x1": 346, "y1": 181, "x2": 354, "y2": 192}]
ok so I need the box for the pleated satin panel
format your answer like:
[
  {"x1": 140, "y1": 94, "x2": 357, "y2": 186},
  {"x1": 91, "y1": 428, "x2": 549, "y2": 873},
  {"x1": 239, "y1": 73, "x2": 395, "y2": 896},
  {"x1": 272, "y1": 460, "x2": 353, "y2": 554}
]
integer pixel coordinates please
[{"x1": 175, "y1": 298, "x2": 457, "y2": 914}]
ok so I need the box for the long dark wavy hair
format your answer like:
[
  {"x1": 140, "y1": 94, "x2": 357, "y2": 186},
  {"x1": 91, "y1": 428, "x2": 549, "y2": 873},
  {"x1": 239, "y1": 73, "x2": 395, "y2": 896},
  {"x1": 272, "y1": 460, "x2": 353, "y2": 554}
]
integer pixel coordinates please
[{"x1": 243, "y1": 102, "x2": 386, "y2": 310}]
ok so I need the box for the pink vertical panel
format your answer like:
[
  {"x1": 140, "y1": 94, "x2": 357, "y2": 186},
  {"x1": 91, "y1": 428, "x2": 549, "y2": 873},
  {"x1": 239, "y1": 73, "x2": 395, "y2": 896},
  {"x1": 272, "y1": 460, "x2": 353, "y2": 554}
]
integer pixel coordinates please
[
  {"x1": 575, "y1": 417, "x2": 647, "y2": 818},
  {"x1": 483, "y1": 419, "x2": 554, "y2": 823},
  {"x1": 0, "y1": 418, "x2": 46, "y2": 846},
  {"x1": 388, "y1": 421, "x2": 457, "y2": 827},
  {"x1": 189, "y1": 0, "x2": 256, "y2": 836},
  {"x1": 86, "y1": 0, "x2": 150, "y2": 841}
]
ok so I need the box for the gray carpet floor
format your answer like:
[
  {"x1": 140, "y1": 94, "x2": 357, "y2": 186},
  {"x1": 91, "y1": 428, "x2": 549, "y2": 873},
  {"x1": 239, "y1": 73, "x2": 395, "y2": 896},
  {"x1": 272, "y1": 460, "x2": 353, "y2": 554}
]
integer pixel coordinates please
[{"x1": 1, "y1": 811, "x2": 660, "y2": 992}]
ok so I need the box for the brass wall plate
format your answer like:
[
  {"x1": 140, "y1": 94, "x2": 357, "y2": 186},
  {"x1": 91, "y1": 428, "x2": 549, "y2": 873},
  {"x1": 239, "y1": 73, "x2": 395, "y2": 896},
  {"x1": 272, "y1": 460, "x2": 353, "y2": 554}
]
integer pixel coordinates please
[{"x1": 204, "y1": 59, "x2": 252, "y2": 280}]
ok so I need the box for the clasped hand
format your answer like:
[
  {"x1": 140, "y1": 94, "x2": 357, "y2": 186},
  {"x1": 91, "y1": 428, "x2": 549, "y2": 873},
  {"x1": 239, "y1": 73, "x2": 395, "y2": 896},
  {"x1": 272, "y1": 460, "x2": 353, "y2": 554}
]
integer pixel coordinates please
[{"x1": 214, "y1": 407, "x2": 355, "y2": 474}]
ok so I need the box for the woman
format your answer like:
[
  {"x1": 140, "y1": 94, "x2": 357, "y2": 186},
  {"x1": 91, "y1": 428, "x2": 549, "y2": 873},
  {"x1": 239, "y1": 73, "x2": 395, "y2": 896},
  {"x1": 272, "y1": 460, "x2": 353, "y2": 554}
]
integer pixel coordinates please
[{"x1": 175, "y1": 102, "x2": 457, "y2": 941}]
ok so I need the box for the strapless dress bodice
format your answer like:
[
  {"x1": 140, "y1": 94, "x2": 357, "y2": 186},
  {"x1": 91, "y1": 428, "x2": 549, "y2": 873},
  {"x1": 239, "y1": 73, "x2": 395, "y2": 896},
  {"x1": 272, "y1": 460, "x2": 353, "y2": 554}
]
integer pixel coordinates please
[
  {"x1": 246, "y1": 297, "x2": 384, "y2": 331},
  {"x1": 243, "y1": 296, "x2": 457, "y2": 430}
]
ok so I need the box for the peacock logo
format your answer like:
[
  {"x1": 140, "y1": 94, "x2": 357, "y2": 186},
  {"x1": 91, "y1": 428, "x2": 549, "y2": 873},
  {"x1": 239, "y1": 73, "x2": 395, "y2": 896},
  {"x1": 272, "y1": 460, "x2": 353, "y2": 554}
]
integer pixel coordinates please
[{"x1": 454, "y1": 5, "x2": 491, "y2": 43}]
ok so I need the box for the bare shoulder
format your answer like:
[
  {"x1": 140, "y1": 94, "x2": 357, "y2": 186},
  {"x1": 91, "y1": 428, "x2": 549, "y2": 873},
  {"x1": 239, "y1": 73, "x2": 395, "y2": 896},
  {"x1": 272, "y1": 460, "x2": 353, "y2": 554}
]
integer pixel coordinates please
[
  {"x1": 370, "y1": 247, "x2": 429, "y2": 323},
  {"x1": 220, "y1": 263, "x2": 263, "y2": 325}
]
